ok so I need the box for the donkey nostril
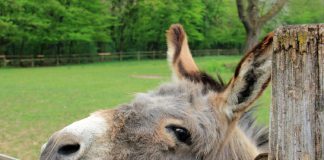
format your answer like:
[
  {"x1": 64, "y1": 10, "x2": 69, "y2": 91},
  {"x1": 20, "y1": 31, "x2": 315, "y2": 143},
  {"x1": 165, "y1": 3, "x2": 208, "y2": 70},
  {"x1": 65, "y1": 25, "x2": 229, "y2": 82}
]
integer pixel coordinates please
[{"x1": 58, "y1": 143, "x2": 80, "y2": 155}]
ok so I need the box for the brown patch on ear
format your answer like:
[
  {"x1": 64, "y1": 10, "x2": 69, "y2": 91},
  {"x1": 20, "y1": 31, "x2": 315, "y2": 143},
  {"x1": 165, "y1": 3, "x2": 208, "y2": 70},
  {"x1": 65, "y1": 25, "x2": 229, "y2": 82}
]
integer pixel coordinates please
[
  {"x1": 166, "y1": 24, "x2": 226, "y2": 92},
  {"x1": 234, "y1": 32, "x2": 274, "y2": 78},
  {"x1": 166, "y1": 24, "x2": 185, "y2": 63},
  {"x1": 233, "y1": 75, "x2": 271, "y2": 114},
  {"x1": 178, "y1": 61, "x2": 225, "y2": 92},
  {"x1": 166, "y1": 24, "x2": 199, "y2": 78},
  {"x1": 233, "y1": 32, "x2": 273, "y2": 106},
  {"x1": 221, "y1": 32, "x2": 273, "y2": 118}
]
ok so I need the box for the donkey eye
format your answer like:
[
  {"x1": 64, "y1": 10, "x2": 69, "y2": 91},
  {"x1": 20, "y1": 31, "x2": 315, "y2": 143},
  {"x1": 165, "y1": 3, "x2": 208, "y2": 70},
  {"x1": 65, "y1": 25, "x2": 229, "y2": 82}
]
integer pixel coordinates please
[{"x1": 166, "y1": 125, "x2": 192, "y2": 145}]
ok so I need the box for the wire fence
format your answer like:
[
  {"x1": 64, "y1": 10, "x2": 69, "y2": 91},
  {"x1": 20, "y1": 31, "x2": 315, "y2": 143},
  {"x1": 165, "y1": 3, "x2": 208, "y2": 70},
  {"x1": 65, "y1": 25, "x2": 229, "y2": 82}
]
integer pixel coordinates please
[{"x1": 0, "y1": 49, "x2": 240, "y2": 67}]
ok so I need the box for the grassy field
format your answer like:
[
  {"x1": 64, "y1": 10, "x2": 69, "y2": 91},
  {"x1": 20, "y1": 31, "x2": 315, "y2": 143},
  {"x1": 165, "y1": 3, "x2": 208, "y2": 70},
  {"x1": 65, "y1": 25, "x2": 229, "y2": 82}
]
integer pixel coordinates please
[{"x1": 0, "y1": 55, "x2": 271, "y2": 159}]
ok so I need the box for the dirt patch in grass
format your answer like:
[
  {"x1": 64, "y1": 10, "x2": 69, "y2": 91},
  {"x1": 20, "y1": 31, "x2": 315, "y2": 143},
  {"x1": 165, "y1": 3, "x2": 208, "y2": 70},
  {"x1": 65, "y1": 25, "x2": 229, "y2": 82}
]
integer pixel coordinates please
[
  {"x1": 130, "y1": 74, "x2": 163, "y2": 79},
  {"x1": 223, "y1": 63, "x2": 236, "y2": 71}
]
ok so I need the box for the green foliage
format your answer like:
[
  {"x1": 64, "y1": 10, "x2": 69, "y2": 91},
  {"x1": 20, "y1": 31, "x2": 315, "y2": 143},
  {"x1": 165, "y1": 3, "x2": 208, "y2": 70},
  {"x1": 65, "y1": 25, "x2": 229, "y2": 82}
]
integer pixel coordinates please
[
  {"x1": 283, "y1": 0, "x2": 324, "y2": 24},
  {"x1": 0, "y1": 0, "x2": 114, "y2": 55},
  {"x1": 110, "y1": 0, "x2": 205, "y2": 51},
  {"x1": 0, "y1": 0, "x2": 322, "y2": 55},
  {"x1": 262, "y1": 0, "x2": 324, "y2": 36},
  {"x1": 199, "y1": 0, "x2": 246, "y2": 49}
]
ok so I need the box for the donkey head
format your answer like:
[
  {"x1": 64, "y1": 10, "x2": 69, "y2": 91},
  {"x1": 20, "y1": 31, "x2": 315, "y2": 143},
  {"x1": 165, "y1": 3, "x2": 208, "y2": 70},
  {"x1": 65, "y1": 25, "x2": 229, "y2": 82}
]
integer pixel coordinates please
[{"x1": 40, "y1": 24, "x2": 273, "y2": 160}]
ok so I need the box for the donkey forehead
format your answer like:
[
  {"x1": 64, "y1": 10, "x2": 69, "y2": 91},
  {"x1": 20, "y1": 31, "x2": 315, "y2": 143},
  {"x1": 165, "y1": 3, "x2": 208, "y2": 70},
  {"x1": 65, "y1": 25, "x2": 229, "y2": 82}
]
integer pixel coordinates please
[
  {"x1": 110, "y1": 82, "x2": 217, "y2": 126},
  {"x1": 135, "y1": 82, "x2": 211, "y2": 110}
]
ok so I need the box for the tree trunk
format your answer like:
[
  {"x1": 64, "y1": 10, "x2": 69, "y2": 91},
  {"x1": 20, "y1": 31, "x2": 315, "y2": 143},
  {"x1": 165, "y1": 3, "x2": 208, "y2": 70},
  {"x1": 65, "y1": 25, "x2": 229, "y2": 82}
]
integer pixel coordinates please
[
  {"x1": 244, "y1": 26, "x2": 261, "y2": 52},
  {"x1": 236, "y1": 0, "x2": 287, "y2": 53},
  {"x1": 270, "y1": 24, "x2": 324, "y2": 160},
  {"x1": 56, "y1": 42, "x2": 61, "y2": 65}
]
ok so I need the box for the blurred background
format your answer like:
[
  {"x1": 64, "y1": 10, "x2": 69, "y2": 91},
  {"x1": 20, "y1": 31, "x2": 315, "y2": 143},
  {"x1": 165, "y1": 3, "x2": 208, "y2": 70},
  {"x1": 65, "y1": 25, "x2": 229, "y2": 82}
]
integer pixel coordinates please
[{"x1": 0, "y1": 0, "x2": 323, "y2": 159}]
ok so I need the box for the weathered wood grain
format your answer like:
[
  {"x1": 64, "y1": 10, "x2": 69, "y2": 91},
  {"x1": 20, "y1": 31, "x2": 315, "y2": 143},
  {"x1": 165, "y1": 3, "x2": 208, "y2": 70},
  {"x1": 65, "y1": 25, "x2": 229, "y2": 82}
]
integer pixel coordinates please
[{"x1": 270, "y1": 24, "x2": 324, "y2": 160}]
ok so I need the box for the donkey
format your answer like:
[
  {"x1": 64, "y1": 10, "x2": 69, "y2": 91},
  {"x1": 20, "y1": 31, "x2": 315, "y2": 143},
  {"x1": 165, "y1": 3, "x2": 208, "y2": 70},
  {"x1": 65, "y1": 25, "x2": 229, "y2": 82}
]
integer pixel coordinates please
[{"x1": 40, "y1": 24, "x2": 273, "y2": 160}]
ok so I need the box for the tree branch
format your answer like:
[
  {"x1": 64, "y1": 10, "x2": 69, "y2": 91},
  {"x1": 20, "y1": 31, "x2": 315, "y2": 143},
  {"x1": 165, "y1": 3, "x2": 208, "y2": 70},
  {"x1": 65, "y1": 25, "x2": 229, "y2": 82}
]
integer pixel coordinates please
[
  {"x1": 259, "y1": 0, "x2": 287, "y2": 25},
  {"x1": 247, "y1": 0, "x2": 259, "y2": 26},
  {"x1": 236, "y1": 0, "x2": 251, "y2": 30}
]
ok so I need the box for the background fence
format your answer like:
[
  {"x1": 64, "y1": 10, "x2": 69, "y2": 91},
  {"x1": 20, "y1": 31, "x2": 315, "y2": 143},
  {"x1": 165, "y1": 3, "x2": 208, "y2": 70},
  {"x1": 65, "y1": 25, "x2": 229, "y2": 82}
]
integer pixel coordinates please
[{"x1": 0, "y1": 49, "x2": 239, "y2": 67}]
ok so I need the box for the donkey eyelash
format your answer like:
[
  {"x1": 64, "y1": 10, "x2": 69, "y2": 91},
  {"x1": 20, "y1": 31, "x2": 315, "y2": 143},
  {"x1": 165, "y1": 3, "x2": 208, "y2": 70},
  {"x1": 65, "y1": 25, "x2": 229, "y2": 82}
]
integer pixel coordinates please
[{"x1": 166, "y1": 125, "x2": 192, "y2": 145}]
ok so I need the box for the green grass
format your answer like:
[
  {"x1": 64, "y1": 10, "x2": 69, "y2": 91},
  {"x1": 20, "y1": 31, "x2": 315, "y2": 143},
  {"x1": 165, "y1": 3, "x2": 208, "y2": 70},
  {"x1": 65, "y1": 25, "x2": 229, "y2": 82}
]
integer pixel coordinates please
[{"x1": 0, "y1": 55, "x2": 270, "y2": 159}]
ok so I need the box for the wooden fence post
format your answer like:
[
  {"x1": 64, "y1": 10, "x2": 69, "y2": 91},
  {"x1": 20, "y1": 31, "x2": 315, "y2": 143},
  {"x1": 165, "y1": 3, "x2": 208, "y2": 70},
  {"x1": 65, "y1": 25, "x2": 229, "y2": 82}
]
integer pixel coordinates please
[
  {"x1": 152, "y1": 51, "x2": 156, "y2": 60},
  {"x1": 119, "y1": 52, "x2": 123, "y2": 61},
  {"x1": 137, "y1": 51, "x2": 141, "y2": 60},
  {"x1": 270, "y1": 24, "x2": 324, "y2": 160},
  {"x1": 56, "y1": 55, "x2": 60, "y2": 65},
  {"x1": 0, "y1": 55, "x2": 6, "y2": 67}
]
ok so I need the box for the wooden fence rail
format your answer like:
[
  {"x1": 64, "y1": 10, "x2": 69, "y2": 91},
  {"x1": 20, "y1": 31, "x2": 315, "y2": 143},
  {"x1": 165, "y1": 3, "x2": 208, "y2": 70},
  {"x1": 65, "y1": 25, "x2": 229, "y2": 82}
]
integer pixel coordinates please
[
  {"x1": 270, "y1": 24, "x2": 323, "y2": 159},
  {"x1": 0, "y1": 49, "x2": 239, "y2": 67}
]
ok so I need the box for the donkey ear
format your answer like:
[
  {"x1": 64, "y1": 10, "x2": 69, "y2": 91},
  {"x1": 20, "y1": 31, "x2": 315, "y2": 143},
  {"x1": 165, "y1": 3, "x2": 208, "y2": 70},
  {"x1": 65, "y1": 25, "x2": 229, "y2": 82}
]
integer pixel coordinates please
[
  {"x1": 166, "y1": 24, "x2": 199, "y2": 81},
  {"x1": 222, "y1": 32, "x2": 274, "y2": 118}
]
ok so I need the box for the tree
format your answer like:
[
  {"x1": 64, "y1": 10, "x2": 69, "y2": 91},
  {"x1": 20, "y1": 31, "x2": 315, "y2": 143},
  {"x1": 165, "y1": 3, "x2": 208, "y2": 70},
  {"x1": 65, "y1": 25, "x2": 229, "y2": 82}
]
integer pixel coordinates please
[
  {"x1": 236, "y1": 0, "x2": 287, "y2": 52},
  {"x1": 0, "y1": 0, "x2": 25, "y2": 54},
  {"x1": 132, "y1": 0, "x2": 205, "y2": 50},
  {"x1": 199, "y1": 0, "x2": 246, "y2": 49},
  {"x1": 1, "y1": 0, "x2": 321, "y2": 56},
  {"x1": 283, "y1": 0, "x2": 324, "y2": 25},
  {"x1": 110, "y1": 0, "x2": 205, "y2": 51},
  {"x1": 0, "y1": 0, "x2": 114, "y2": 55}
]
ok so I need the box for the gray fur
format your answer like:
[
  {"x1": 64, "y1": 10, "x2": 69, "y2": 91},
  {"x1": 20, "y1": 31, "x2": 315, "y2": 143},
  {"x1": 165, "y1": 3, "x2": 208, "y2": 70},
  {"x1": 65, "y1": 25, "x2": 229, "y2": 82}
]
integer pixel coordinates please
[
  {"x1": 105, "y1": 81, "x2": 268, "y2": 160},
  {"x1": 40, "y1": 24, "x2": 272, "y2": 160},
  {"x1": 40, "y1": 79, "x2": 269, "y2": 160},
  {"x1": 239, "y1": 107, "x2": 269, "y2": 152}
]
